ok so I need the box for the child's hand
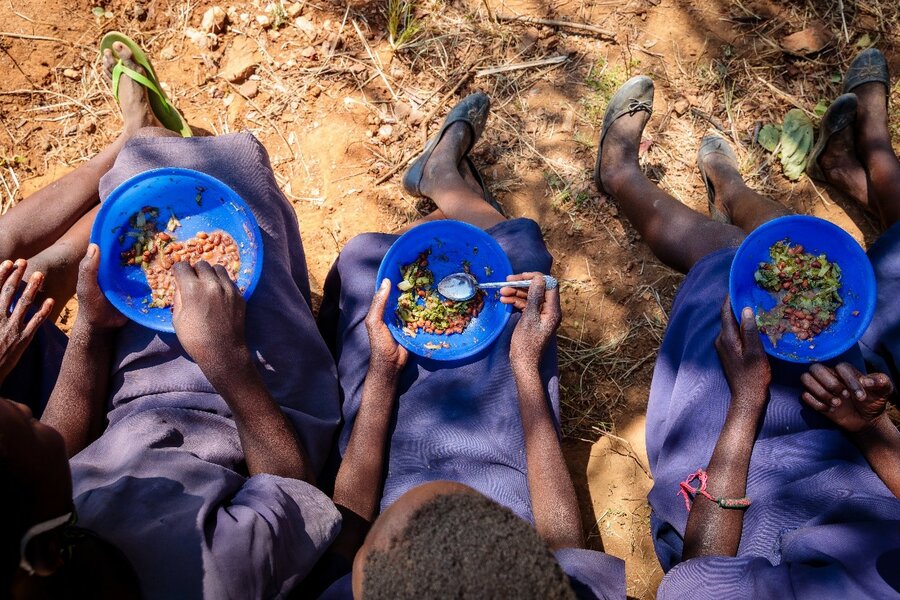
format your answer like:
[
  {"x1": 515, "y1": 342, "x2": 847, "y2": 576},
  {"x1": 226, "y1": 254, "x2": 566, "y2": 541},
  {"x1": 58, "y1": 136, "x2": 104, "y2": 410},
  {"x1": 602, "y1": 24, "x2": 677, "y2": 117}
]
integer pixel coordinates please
[{"x1": 800, "y1": 362, "x2": 894, "y2": 433}]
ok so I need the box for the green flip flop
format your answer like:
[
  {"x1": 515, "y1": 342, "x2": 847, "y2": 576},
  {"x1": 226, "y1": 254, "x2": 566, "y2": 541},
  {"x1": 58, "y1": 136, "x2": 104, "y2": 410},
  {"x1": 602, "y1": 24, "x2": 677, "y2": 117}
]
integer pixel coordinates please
[{"x1": 100, "y1": 32, "x2": 192, "y2": 137}]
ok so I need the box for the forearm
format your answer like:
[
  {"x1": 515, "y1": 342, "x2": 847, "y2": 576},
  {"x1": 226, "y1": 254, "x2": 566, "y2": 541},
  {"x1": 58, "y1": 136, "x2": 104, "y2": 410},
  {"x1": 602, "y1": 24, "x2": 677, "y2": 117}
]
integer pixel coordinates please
[
  {"x1": 331, "y1": 363, "x2": 401, "y2": 559},
  {"x1": 513, "y1": 361, "x2": 584, "y2": 550},
  {"x1": 851, "y1": 417, "x2": 900, "y2": 497},
  {"x1": 205, "y1": 351, "x2": 314, "y2": 482},
  {"x1": 41, "y1": 319, "x2": 116, "y2": 457},
  {"x1": 682, "y1": 395, "x2": 763, "y2": 559}
]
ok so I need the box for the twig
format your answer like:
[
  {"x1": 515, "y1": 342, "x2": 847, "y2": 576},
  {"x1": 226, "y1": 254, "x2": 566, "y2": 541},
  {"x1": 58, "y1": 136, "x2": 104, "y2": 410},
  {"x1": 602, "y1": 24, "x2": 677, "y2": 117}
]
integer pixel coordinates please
[
  {"x1": 475, "y1": 55, "x2": 569, "y2": 78},
  {"x1": 755, "y1": 76, "x2": 816, "y2": 119},
  {"x1": 481, "y1": 0, "x2": 496, "y2": 24},
  {"x1": 837, "y1": 0, "x2": 850, "y2": 43},
  {"x1": 495, "y1": 14, "x2": 615, "y2": 38},
  {"x1": 351, "y1": 20, "x2": 398, "y2": 102},
  {"x1": 0, "y1": 30, "x2": 92, "y2": 50},
  {"x1": 593, "y1": 430, "x2": 652, "y2": 479},
  {"x1": 222, "y1": 80, "x2": 295, "y2": 160},
  {"x1": 689, "y1": 107, "x2": 728, "y2": 134}
]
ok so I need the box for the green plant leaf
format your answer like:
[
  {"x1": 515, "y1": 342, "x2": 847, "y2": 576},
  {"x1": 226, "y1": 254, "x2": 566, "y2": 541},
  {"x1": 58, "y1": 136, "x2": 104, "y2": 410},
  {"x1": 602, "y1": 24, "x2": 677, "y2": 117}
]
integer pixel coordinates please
[
  {"x1": 779, "y1": 109, "x2": 813, "y2": 181},
  {"x1": 757, "y1": 123, "x2": 781, "y2": 153},
  {"x1": 91, "y1": 6, "x2": 105, "y2": 16},
  {"x1": 813, "y1": 100, "x2": 829, "y2": 117}
]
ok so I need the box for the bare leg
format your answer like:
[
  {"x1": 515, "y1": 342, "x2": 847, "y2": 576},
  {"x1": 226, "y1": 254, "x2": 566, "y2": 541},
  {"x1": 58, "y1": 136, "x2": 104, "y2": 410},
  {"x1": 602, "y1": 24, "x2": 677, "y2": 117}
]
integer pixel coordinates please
[
  {"x1": 0, "y1": 43, "x2": 164, "y2": 262},
  {"x1": 854, "y1": 82, "x2": 900, "y2": 229},
  {"x1": 396, "y1": 161, "x2": 489, "y2": 233},
  {"x1": 20, "y1": 42, "x2": 178, "y2": 313},
  {"x1": 700, "y1": 152, "x2": 791, "y2": 234},
  {"x1": 598, "y1": 112, "x2": 745, "y2": 274},
  {"x1": 417, "y1": 122, "x2": 505, "y2": 230}
]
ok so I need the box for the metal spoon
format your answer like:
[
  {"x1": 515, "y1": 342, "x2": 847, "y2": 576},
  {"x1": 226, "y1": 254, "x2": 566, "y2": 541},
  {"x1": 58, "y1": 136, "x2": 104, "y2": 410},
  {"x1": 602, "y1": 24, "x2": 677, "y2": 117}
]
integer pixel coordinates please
[{"x1": 437, "y1": 272, "x2": 558, "y2": 302}]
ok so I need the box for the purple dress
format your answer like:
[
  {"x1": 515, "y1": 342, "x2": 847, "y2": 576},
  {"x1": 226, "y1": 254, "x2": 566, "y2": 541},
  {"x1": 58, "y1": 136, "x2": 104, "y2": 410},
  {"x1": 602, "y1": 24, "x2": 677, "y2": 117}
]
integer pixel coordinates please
[
  {"x1": 68, "y1": 133, "x2": 343, "y2": 599},
  {"x1": 317, "y1": 219, "x2": 625, "y2": 599},
  {"x1": 646, "y1": 247, "x2": 900, "y2": 599}
]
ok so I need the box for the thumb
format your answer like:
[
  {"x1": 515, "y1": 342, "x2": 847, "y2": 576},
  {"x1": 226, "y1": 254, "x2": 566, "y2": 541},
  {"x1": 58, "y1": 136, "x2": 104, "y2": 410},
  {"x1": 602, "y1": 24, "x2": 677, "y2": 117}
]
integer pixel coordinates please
[
  {"x1": 524, "y1": 275, "x2": 545, "y2": 319},
  {"x1": 367, "y1": 278, "x2": 391, "y2": 324},
  {"x1": 78, "y1": 244, "x2": 101, "y2": 288}
]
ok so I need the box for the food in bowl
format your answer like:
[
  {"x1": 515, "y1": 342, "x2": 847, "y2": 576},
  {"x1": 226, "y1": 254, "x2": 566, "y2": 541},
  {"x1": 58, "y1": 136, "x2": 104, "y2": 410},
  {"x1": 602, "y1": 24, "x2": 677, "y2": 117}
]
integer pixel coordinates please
[
  {"x1": 119, "y1": 206, "x2": 241, "y2": 308},
  {"x1": 753, "y1": 240, "x2": 841, "y2": 344},
  {"x1": 395, "y1": 250, "x2": 485, "y2": 337}
]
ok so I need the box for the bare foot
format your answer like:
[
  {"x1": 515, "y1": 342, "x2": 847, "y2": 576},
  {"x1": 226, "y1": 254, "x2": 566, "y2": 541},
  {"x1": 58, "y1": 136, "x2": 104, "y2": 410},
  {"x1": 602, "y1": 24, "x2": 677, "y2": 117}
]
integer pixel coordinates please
[
  {"x1": 815, "y1": 124, "x2": 870, "y2": 209},
  {"x1": 597, "y1": 111, "x2": 649, "y2": 195},
  {"x1": 103, "y1": 41, "x2": 162, "y2": 134},
  {"x1": 418, "y1": 121, "x2": 473, "y2": 199}
]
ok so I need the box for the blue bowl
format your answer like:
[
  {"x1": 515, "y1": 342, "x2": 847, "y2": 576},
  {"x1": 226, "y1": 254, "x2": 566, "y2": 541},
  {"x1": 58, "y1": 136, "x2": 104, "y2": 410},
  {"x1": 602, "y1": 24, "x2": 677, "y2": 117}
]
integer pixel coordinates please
[
  {"x1": 90, "y1": 168, "x2": 264, "y2": 333},
  {"x1": 375, "y1": 220, "x2": 513, "y2": 360},
  {"x1": 729, "y1": 215, "x2": 875, "y2": 363}
]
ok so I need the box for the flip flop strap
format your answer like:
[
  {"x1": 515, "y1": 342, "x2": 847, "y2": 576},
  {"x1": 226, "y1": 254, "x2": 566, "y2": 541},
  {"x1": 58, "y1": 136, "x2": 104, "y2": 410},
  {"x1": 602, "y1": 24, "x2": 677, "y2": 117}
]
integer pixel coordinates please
[{"x1": 111, "y1": 61, "x2": 173, "y2": 116}]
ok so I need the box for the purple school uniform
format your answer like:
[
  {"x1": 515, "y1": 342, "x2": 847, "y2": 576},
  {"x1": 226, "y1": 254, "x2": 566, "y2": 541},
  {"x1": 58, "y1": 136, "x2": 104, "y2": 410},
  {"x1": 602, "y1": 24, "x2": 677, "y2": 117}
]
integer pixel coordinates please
[
  {"x1": 646, "y1": 247, "x2": 900, "y2": 599},
  {"x1": 317, "y1": 219, "x2": 625, "y2": 599},
  {"x1": 68, "y1": 133, "x2": 342, "y2": 599}
]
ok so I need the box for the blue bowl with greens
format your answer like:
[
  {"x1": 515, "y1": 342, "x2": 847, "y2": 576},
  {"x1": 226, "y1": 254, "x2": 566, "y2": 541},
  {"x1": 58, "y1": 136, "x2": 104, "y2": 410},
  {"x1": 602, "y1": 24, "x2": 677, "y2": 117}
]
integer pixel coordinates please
[{"x1": 729, "y1": 215, "x2": 875, "y2": 363}]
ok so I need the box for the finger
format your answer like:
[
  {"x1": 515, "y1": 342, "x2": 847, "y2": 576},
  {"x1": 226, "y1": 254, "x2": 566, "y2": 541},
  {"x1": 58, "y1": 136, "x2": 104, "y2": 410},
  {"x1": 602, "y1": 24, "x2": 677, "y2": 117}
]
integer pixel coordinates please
[
  {"x1": 20, "y1": 298, "x2": 54, "y2": 339},
  {"x1": 863, "y1": 372, "x2": 894, "y2": 397},
  {"x1": 0, "y1": 260, "x2": 14, "y2": 293},
  {"x1": 0, "y1": 259, "x2": 26, "y2": 314},
  {"x1": 523, "y1": 275, "x2": 546, "y2": 319},
  {"x1": 801, "y1": 391, "x2": 829, "y2": 413},
  {"x1": 212, "y1": 264, "x2": 235, "y2": 290},
  {"x1": 499, "y1": 295, "x2": 527, "y2": 311},
  {"x1": 541, "y1": 284, "x2": 561, "y2": 327},
  {"x1": 738, "y1": 307, "x2": 763, "y2": 350},
  {"x1": 809, "y1": 363, "x2": 848, "y2": 399},
  {"x1": 506, "y1": 272, "x2": 542, "y2": 283},
  {"x1": 800, "y1": 372, "x2": 837, "y2": 405},
  {"x1": 499, "y1": 287, "x2": 529, "y2": 301},
  {"x1": 78, "y1": 243, "x2": 101, "y2": 291},
  {"x1": 718, "y1": 296, "x2": 739, "y2": 344},
  {"x1": 194, "y1": 260, "x2": 218, "y2": 284},
  {"x1": 366, "y1": 278, "x2": 391, "y2": 326},
  {"x1": 172, "y1": 261, "x2": 199, "y2": 296},
  {"x1": 834, "y1": 362, "x2": 866, "y2": 400},
  {"x1": 11, "y1": 271, "x2": 44, "y2": 324}
]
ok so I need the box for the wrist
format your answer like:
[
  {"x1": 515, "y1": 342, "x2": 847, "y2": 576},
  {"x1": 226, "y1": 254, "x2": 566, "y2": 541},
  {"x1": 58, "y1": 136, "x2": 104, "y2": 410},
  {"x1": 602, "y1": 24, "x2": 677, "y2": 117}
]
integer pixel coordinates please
[
  {"x1": 199, "y1": 344, "x2": 255, "y2": 387},
  {"x1": 70, "y1": 317, "x2": 116, "y2": 346},
  {"x1": 850, "y1": 413, "x2": 897, "y2": 445},
  {"x1": 367, "y1": 358, "x2": 403, "y2": 380}
]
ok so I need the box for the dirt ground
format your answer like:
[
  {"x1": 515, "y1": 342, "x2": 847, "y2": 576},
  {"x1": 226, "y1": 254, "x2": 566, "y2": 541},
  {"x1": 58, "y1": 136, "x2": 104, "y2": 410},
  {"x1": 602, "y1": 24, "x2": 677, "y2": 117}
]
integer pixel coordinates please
[{"x1": 1, "y1": 0, "x2": 898, "y2": 597}]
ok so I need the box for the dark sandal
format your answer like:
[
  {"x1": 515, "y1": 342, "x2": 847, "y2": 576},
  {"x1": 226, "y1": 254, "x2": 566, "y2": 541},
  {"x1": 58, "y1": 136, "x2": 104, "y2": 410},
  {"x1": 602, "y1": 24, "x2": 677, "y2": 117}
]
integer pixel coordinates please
[
  {"x1": 806, "y1": 93, "x2": 858, "y2": 183},
  {"x1": 402, "y1": 92, "x2": 490, "y2": 198},
  {"x1": 843, "y1": 47, "x2": 890, "y2": 97},
  {"x1": 593, "y1": 75, "x2": 654, "y2": 194},
  {"x1": 697, "y1": 136, "x2": 738, "y2": 224}
]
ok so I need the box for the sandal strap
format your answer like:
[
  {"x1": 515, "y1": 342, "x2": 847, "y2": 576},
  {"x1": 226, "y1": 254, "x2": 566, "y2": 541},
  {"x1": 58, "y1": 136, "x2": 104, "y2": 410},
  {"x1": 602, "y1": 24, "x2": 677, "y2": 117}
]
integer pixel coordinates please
[{"x1": 111, "y1": 61, "x2": 173, "y2": 116}]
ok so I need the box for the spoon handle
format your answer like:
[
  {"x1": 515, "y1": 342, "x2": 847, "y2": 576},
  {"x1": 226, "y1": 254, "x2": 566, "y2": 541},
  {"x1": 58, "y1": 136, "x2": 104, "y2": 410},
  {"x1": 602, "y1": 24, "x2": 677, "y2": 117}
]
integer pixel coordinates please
[{"x1": 478, "y1": 275, "x2": 558, "y2": 291}]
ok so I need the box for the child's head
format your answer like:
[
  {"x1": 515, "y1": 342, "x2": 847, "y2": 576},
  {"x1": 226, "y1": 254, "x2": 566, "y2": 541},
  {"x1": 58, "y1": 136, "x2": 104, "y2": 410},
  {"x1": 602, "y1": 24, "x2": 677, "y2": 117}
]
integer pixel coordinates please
[
  {"x1": 353, "y1": 481, "x2": 574, "y2": 600},
  {"x1": 0, "y1": 399, "x2": 72, "y2": 587}
]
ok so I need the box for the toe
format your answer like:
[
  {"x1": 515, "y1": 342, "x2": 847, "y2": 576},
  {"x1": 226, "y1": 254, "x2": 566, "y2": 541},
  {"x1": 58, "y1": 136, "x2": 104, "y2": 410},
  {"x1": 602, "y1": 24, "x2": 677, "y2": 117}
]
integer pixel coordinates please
[{"x1": 102, "y1": 48, "x2": 116, "y2": 76}]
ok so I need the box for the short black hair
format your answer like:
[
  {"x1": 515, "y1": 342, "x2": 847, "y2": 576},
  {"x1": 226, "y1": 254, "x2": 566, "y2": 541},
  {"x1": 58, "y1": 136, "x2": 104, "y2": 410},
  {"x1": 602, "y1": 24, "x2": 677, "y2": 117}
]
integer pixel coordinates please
[{"x1": 362, "y1": 492, "x2": 575, "y2": 600}]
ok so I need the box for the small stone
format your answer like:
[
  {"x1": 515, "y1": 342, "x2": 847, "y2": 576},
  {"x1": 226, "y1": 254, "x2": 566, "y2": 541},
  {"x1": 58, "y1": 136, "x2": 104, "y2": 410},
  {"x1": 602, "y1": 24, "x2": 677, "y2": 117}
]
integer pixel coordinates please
[
  {"x1": 219, "y1": 36, "x2": 261, "y2": 82},
  {"x1": 293, "y1": 16, "x2": 316, "y2": 40},
  {"x1": 300, "y1": 45, "x2": 316, "y2": 59},
  {"x1": 781, "y1": 22, "x2": 832, "y2": 56},
  {"x1": 256, "y1": 14, "x2": 271, "y2": 28},
  {"x1": 394, "y1": 102, "x2": 411, "y2": 119},
  {"x1": 237, "y1": 79, "x2": 259, "y2": 98},
  {"x1": 673, "y1": 96, "x2": 690, "y2": 116},
  {"x1": 286, "y1": 2, "x2": 302, "y2": 17},
  {"x1": 560, "y1": 109, "x2": 576, "y2": 133},
  {"x1": 62, "y1": 68, "x2": 80, "y2": 80},
  {"x1": 408, "y1": 108, "x2": 425, "y2": 125},
  {"x1": 377, "y1": 124, "x2": 393, "y2": 139},
  {"x1": 200, "y1": 6, "x2": 227, "y2": 34},
  {"x1": 78, "y1": 120, "x2": 96, "y2": 134},
  {"x1": 160, "y1": 45, "x2": 176, "y2": 60}
]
